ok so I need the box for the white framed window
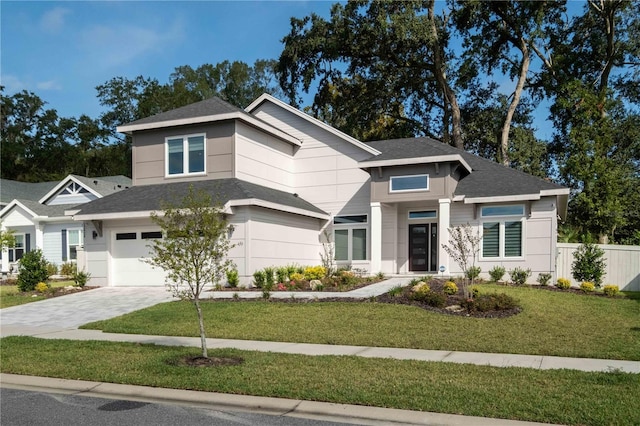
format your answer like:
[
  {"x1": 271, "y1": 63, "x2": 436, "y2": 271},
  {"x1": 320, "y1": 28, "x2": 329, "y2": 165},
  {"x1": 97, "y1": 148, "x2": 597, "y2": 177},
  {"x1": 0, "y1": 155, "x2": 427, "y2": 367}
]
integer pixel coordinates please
[
  {"x1": 166, "y1": 133, "x2": 206, "y2": 176},
  {"x1": 408, "y1": 210, "x2": 437, "y2": 220},
  {"x1": 333, "y1": 215, "x2": 368, "y2": 261},
  {"x1": 8, "y1": 234, "x2": 25, "y2": 262},
  {"x1": 481, "y1": 205, "x2": 525, "y2": 259},
  {"x1": 67, "y1": 229, "x2": 83, "y2": 261},
  {"x1": 389, "y1": 174, "x2": 429, "y2": 193}
]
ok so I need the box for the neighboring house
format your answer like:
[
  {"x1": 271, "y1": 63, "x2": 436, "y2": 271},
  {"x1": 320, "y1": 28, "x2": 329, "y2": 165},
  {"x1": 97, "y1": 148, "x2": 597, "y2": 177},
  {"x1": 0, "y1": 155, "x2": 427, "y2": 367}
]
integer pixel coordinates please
[
  {"x1": 69, "y1": 94, "x2": 569, "y2": 286},
  {"x1": 0, "y1": 175, "x2": 131, "y2": 272}
]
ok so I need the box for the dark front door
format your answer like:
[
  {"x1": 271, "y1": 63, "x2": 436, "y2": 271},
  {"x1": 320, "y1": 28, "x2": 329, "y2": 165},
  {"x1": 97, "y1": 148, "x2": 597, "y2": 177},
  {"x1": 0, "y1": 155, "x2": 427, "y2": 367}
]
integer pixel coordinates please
[{"x1": 409, "y1": 224, "x2": 437, "y2": 272}]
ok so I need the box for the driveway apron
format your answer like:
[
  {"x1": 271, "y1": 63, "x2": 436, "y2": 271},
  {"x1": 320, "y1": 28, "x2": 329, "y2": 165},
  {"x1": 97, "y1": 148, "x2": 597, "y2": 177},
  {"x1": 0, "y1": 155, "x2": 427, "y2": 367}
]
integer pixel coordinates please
[{"x1": 1, "y1": 287, "x2": 174, "y2": 333}]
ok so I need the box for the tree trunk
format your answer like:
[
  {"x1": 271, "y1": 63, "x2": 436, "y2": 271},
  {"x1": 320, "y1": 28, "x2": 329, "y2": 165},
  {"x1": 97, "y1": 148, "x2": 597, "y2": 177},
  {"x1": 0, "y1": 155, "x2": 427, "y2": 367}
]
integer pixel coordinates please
[
  {"x1": 193, "y1": 297, "x2": 208, "y2": 358},
  {"x1": 428, "y1": 0, "x2": 464, "y2": 150},
  {"x1": 500, "y1": 38, "x2": 530, "y2": 167}
]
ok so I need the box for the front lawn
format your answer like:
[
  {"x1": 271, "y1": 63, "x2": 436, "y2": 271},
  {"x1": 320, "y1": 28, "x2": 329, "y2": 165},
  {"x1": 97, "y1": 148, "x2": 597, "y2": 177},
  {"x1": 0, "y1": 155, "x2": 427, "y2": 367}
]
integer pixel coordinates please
[
  {"x1": 1, "y1": 336, "x2": 638, "y2": 426},
  {"x1": 82, "y1": 284, "x2": 640, "y2": 360},
  {"x1": 0, "y1": 280, "x2": 79, "y2": 309}
]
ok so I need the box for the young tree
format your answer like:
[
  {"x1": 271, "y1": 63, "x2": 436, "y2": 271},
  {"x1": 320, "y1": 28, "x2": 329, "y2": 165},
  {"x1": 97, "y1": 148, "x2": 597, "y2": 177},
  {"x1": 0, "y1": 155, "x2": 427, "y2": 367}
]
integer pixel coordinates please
[
  {"x1": 145, "y1": 186, "x2": 236, "y2": 358},
  {"x1": 442, "y1": 223, "x2": 481, "y2": 297}
]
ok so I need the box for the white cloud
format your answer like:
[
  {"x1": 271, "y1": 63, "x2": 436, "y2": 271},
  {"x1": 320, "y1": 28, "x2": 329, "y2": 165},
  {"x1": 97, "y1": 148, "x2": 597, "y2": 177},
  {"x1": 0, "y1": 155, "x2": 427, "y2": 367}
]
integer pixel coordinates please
[
  {"x1": 0, "y1": 75, "x2": 27, "y2": 93},
  {"x1": 36, "y1": 80, "x2": 62, "y2": 91},
  {"x1": 80, "y1": 19, "x2": 184, "y2": 69},
  {"x1": 40, "y1": 7, "x2": 71, "y2": 34}
]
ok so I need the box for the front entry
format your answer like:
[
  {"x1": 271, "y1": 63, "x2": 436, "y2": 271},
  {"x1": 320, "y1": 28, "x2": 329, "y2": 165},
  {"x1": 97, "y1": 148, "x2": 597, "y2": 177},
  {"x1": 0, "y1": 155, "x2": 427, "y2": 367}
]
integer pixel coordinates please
[{"x1": 409, "y1": 224, "x2": 438, "y2": 272}]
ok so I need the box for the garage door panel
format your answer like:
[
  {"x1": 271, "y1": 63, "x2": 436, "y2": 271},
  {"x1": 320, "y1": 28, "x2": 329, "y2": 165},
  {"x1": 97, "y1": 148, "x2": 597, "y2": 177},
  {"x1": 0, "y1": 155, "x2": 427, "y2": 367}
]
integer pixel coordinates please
[{"x1": 112, "y1": 229, "x2": 167, "y2": 286}]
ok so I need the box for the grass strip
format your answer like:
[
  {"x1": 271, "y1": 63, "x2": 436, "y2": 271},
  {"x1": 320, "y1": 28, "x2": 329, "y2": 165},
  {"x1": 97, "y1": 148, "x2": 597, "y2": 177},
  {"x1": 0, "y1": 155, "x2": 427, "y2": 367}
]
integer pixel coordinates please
[
  {"x1": 82, "y1": 284, "x2": 640, "y2": 360},
  {"x1": 0, "y1": 281, "x2": 76, "y2": 309},
  {"x1": 1, "y1": 336, "x2": 638, "y2": 426}
]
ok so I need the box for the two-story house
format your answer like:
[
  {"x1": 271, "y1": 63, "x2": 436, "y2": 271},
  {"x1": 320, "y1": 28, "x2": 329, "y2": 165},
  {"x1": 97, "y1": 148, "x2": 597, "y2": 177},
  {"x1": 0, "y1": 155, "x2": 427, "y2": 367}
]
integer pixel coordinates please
[{"x1": 69, "y1": 94, "x2": 569, "y2": 286}]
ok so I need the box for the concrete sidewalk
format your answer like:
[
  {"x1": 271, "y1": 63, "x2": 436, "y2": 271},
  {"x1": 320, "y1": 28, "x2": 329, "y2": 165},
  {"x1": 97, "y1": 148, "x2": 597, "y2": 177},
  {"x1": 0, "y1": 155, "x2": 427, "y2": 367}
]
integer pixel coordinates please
[
  {"x1": 3, "y1": 326, "x2": 639, "y2": 374},
  {"x1": 0, "y1": 374, "x2": 561, "y2": 426}
]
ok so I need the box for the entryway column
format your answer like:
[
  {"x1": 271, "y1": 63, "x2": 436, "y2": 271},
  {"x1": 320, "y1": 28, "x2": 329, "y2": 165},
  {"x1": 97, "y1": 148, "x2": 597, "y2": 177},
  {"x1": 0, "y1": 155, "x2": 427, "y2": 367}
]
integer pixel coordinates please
[
  {"x1": 35, "y1": 222, "x2": 45, "y2": 250},
  {"x1": 438, "y1": 199, "x2": 451, "y2": 276},
  {"x1": 370, "y1": 202, "x2": 382, "y2": 274},
  {"x1": 1, "y1": 222, "x2": 9, "y2": 272}
]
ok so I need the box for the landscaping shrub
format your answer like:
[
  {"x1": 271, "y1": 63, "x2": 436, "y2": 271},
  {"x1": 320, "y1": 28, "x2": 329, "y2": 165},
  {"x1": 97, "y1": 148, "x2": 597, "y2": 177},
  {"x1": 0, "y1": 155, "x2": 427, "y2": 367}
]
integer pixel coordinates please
[
  {"x1": 337, "y1": 270, "x2": 358, "y2": 288},
  {"x1": 46, "y1": 262, "x2": 58, "y2": 277},
  {"x1": 537, "y1": 273, "x2": 552, "y2": 286},
  {"x1": 276, "y1": 267, "x2": 288, "y2": 283},
  {"x1": 470, "y1": 285, "x2": 481, "y2": 298},
  {"x1": 35, "y1": 282, "x2": 49, "y2": 293},
  {"x1": 556, "y1": 278, "x2": 571, "y2": 290},
  {"x1": 488, "y1": 265, "x2": 506, "y2": 282},
  {"x1": 443, "y1": 281, "x2": 458, "y2": 295},
  {"x1": 509, "y1": 267, "x2": 531, "y2": 285},
  {"x1": 303, "y1": 266, "x2": 326, "y2": 280},
  {"x1": 603, "y1": 284, "x2": 619, "y2": 297},
  {"x1": 73, "y1": 269, "x2": 91, "y2": 287},
  {"x1": 465, "y1": 266, "x2": 481, "y2": 281},
  {"x1": 572, "y1": 242, "x2": 606, "y2": 288},
  {"x1": 226, "y1": 269, "x2": 239, "y2": 288},
  {"x1": 461, "y1": 293, "x2": 520, "y2": 312},
  {"x1": 289, "y1": 272, "x2": 304, "y2": 282},
  {"x1": 60, "y1": 262, "x2": 75, "y2": 276},
  {"x1": 580, "y1": 281, "x2": 595, "y2": 293},
  {"x1": 421, "y1": 291, "x2": 447, "y2": 308},
  {"x1": 410, "y1": 282, "x2": 430, "y2": 298},
  {"x1": 253, "y1": 270, "x2": 266, "y2": 288},
  {"x1": 17, "y1": 249, "x2": 49, "y2": 292},
  {"x1": 387, "y1": 285, "x2": 404, "y2": 297},
  {"x1": 263, "y1": 267, "x2": 275, "y2": 288}
]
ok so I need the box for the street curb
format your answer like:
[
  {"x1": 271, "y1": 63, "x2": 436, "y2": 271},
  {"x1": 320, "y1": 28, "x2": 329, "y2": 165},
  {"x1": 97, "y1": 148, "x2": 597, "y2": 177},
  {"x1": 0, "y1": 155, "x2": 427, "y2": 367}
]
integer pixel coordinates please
[{"x1": 0, "y1": 373, "x2": 559, "y2": 426}]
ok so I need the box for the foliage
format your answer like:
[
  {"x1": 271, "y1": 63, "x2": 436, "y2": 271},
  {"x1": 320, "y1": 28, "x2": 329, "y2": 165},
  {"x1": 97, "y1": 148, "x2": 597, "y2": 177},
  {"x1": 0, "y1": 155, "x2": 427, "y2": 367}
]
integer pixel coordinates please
[
  {"x1": 416, "y1": 291, "x2": 447, "y2": 308},
  {"x1": 509, "y1": 267, "x2": 531, "y2": 286},
  {"x1": 145, "y1": 185, "x2": 235, "y2": 358},
  {"x1": 556, "y1": 278, "x2": 571, "y2": 290},
  {"x1": 461, "y1": 293, "x2": 520, "y2": 313},
  {"x1": 0, "y1": 225, "x2": 16, "y2": 248},
  {"x1": 34, "y1": 282, "x2": 49, "y2": 293},
  {"x1": 470, "y1": 285, "x2": 481, "y2": 298},
  {"x1": 17, "y1": 249, "x2": 50, "y2": 292},
  {"x1": 572, "y1": 243, "x2": 606, "y2": 287},
  {"x1": 387, "y1": 286, "x2": 404, "y2": 298},
  {"x1": 580, "y1": 282, "x2": 596, "y2": 293},
  {"x1": 336, "y1": 270, "x2": 358, "y2": 288},
  {"x1": 410, "y1": 282, "x2": 430, "y2": 297},
  {"x1": 319, "y1": 230, "x2": 335, "y2": 277},
  {"x1": 537, "y1": 273, "x2": 552, "y2": 287},
  {"x1": 275, "y1": 267, "x2": 289, "y2": 284},
  {"x1": 60, "y1": 262, "x2": 75, "y2": 276},
  {"x1": 253, "y1": 270, "x2": 266, "y2": 288},
  {"x1": 603, "y1": 285, "x2": 619, "y2": 297},
  {"x1": 73, "y1": 269, "x2": 91, "y2": 287},
  {"x1": 443, "y1": 281, "x2": 458, "y2": 295},
  {"x1": 263, "y1": 267, "x2": 275, "y2": 288},
  {"x1": 442, "y1": 223, "x2": 481, "y2": 297},
  {"x1": 488, "y1": 266, "x2": 506, "y2": 283},
  {"x1": 289, "y1": 272, "x2": 304, "y2": 282},
  {"x1": 465, "y1": 266, "x2": 481, "y2": 281},
  {"x1": 303, "y1": 266, "x2": 326, "y2": 281},
  {"x1": 46, "y1": 262, "x2": 58, "y2": 277},
  {"x1": 226, "y1": 269, "x2": 239, "y2": 288}
]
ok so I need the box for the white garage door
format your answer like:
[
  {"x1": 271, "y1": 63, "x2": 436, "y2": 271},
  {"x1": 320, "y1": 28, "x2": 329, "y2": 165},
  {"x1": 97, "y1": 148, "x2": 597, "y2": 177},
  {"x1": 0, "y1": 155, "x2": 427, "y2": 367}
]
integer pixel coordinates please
[{"x1": 111, "y1": 229, "x2": 168, "y2": 286}]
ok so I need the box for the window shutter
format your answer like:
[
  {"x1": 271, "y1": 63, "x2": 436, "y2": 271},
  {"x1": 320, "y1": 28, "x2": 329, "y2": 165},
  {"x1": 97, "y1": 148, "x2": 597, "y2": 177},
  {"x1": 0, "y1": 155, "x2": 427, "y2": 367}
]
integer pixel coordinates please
[
  {"x1": 25, "y1": 234, "x2": 31, "y2": 252},
  {"x1": 61, "y1": 229, "x2": 67, "y2": 261},
  {"x1": 482, "y1": 223, "x2": 499, "y2": 257},
  {"x1": 504, "y1": 221, "x2": 522, "y2": 257}
]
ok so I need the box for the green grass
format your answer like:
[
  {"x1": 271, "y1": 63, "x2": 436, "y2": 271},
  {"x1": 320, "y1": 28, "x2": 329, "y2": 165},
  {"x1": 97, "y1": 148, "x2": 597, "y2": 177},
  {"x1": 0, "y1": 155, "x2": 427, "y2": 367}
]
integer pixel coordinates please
[
  {"x1": 82, "y1": 284, "x2": 640, "y2": 360},
  {"x1": 0, "y1": 281, "x2": 76, "y2": 309},
  {"x1": 1, "y1": 336, "x2": 638, "y2": 426}
]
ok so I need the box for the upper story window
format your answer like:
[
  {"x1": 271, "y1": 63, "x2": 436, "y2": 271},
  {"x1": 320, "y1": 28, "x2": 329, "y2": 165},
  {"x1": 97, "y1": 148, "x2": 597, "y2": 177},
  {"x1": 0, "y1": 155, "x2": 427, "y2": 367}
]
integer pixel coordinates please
[
  {"x1": 389, "y1": 174, "x2": 429, "y2": 193},
  {"x1": 166, "y1": 134, "x2": 205, "y2": 176}
]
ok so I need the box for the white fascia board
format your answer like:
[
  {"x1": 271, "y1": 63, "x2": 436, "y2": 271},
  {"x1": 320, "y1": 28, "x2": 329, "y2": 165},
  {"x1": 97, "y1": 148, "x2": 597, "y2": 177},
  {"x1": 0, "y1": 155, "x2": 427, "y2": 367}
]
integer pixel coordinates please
[
  {"x1": 358, "y1": 155, "x2": 472, "y2": 173},
  {"x1": 0, "y1": 200, "x2": 38, "y2": 219},
  {"x1": 452, "y1": 195, "x2": 465, "y2": 202},
  {"x1": 39, "y1": 175, "x2": 102, "y2": 204},
  {"x1": 463, "y1": 194, "x2": 541, "y2": 204},
  {"x1": 32, "y1": 216, "x2": 74, "y2": 223},
  {"x1": 540, "y1": 188, "x2": 570, "y2": 196},
  {"x1": 71, "y1": 210, "x2": 156, "y2": 221},
  {"x1": 117, "y1": 112, "x2": 302, "y2": 147},
  {"x1": 226, "y1": 198, "x2": 330, "y2": 220},
  {"x1": 246, "y1": 94, "x2": 381, "y2": 156}
]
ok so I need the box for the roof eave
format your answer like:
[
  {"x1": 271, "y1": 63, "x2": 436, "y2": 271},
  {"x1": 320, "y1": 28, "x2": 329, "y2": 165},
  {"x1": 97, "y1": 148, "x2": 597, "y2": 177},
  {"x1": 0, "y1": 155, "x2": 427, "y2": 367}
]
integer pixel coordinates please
[
  {"x1": 225, "y1": 198, "x2": 329, "y2": 220},
  {"x1": 358, "y1": 155, "x2": 472, "y2": 173},
  {"x1": 38, "y1": 175, "x2": 103, "y2": 204}
]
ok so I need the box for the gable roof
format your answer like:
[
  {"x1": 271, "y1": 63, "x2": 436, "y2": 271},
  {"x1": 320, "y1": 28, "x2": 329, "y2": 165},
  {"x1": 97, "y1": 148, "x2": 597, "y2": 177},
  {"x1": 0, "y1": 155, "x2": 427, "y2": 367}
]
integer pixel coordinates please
[
  {"x1": 361, "y1": 137, "x2": 568, "y2": 202},
  {"x1": 117, "y1": 97, "x2": 303, "y2": 147},
  {"x1": 39, "y1": 175, "x2": 131, "y2": 204},
  {"x1": 70, "y1": 178, "x2": 328, "y2": 221},
  {"x1": 246, "y1": 94, "x2": 381, "y2": 156}
]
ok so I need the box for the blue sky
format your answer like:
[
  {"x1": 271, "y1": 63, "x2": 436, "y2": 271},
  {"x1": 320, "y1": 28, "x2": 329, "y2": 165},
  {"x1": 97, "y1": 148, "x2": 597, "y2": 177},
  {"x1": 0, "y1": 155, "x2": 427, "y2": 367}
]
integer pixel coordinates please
[{"x1": 1, "y1": 1, "x2": 335, "y2": 119}]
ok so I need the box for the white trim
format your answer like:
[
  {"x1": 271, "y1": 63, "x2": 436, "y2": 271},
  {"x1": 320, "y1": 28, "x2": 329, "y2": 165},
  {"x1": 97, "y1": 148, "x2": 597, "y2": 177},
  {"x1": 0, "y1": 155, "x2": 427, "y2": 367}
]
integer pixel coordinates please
[
  {"x1": 359, "y1": 155, "x2": 472, "y2": 173},
  {"x1": 72, "y1": 211, "x2": 157, "y2": 221},
  {"x1": 480, "y1": 204, "x2": 526, "y2": 218},
  {"x1": 480, "y1": 216, "x2": 526, "y2": 261},
  {"x1": 540, "y1": 188, "x2": 570, "y2": 196},
  {"x1": 225, "y1": 199, "x2": 330, "y2": 220},
  {"x1": 165, "y1": 133, "x2": 207, "y2": 178},
  {"x1": 389, "y1": 174, "x2": 429, "y2": 193},
  {"x1": 117, "y1": 111, "x2": 303, "y2": 147},
  {"x1": 246, "y1": 94, "x2": 380, "y2": 155},
  {"x1": 38, "y1": 175, "x2": 102, "y2": 205},
  {"x1": 464, "y1": 194, "x2": 541, "y2": 204},
  {"x1": 0, "y1": 200, "x2": 38, "y2": 219},
  {"x1": 370, "y1": 203, "x2": 381, "y2": 273}
]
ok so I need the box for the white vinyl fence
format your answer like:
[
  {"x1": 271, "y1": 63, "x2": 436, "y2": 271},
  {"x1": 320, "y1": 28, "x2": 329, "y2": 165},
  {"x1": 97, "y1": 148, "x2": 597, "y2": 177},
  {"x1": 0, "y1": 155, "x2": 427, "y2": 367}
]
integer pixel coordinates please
[{"x1": 556, "y1": 243, "x2": 640, "y2": 291}]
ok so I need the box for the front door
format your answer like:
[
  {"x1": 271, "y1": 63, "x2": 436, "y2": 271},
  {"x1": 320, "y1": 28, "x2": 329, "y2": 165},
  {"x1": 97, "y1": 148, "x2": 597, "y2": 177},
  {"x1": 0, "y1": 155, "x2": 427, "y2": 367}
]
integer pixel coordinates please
[{"x1": 409, "y1": 224, "x2": 438, "y2": 272}]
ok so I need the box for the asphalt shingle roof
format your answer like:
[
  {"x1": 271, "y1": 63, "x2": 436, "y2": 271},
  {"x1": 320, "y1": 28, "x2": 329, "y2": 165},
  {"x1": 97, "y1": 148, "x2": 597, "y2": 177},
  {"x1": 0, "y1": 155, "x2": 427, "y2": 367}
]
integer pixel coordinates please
[
  {"x1": 363, "y1": 137, "x2": 566, "y2": 199},
  {"x1": 0, "y1": 179, "x2": 58, "y2": 205},
  {"x1": 74, "y1": 178, "x2": 327, "y2": 217}
]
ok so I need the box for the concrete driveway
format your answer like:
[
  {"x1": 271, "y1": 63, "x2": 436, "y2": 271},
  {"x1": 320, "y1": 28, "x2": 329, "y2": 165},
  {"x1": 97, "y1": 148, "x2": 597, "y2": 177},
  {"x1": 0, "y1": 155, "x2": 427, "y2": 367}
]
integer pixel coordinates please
[{"x1": 0, "y1": 287, "x2": 174, "y2": 336}]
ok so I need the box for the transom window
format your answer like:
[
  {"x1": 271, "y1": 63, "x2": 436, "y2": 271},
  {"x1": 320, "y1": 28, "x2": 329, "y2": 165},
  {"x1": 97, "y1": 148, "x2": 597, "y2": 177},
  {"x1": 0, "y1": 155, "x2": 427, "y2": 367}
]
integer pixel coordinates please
[
  {"x1": 481, "y1": 205, "x2": 524, "y2": 259},
  {"x1": 408, "y1": 210, "x2": 437, "y2": 219},
  {"x1": 333, "y1": 215, "x2": 368, "y2": 261},
  {"x1": 166, "y1": 134, "x2": 205, "y2": 176},
  {"x1": 390, "y1": 174, "x2": 429, "y2": 193}
]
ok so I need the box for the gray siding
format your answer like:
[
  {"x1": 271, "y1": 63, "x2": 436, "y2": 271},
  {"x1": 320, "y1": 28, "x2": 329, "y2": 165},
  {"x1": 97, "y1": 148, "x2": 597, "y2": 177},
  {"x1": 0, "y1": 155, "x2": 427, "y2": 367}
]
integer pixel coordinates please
[{"x1": 370, "y1": 163, "x2": 455, "y2": 203}]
